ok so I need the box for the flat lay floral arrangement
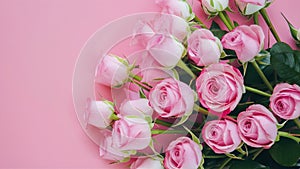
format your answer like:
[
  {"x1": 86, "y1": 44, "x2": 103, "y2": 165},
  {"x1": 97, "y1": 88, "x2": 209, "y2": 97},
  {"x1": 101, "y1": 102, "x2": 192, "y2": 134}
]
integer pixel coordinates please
[{"x1": 82, "y1": 0, "x2": 300, "y2": 168}]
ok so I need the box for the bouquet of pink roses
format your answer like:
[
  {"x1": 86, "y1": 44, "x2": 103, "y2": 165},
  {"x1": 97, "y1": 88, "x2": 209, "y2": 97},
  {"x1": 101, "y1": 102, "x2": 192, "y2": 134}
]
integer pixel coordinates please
[{"x1": 77, "y1": 0, "x2": 300, "y2": 168}]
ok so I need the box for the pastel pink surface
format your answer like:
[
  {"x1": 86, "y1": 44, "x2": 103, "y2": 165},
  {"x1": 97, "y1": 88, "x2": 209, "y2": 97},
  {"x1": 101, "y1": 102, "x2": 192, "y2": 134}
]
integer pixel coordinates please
[{"x1": 0, "y1": 0, "x2": 299, "y2": 168}]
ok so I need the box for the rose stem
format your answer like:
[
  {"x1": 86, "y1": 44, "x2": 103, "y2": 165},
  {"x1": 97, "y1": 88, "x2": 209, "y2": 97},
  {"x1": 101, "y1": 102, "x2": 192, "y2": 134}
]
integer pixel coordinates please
[
  {"x1": 294, "y1": 118, "x2": 300, "y2": 129},
  {"x1": 218, "y1": 157, "x2": 232, "y2": 169},
  {"x1": 251, "y1": 61, "x2": 273, "y2": 91},
  {"x1": 151, "y1": 129, "x2": 186, "y2": 135},
  {"x1": 177, "y1": 59, "x2": 196, "y2": 79},
  {"x1": 245, "y1": 86, "x2": 272, "y2": 97},
  {"x1": 129, "y1": 73, "x2": 152, "y2": 91},
  {"x1": 203, "y1": 155, "x2": 227, "y2": 159},
  {"x1": 218, "y1": 11, "x2": 233, "y2": 31},
  {"x1": 193, "y1": 104, "x2": 209, "y2": 115},
  {"x1": 223, "y1": 11, "x2": 235, "y2": 29},
  {"x1": 278, "y1": 131, "x2": 300, "y2": 143},
  {"x1": 259, "y1": 8, "x2": 281, "y2": 42},
  {"x1": 194, "y1": 15, "x2": 208, "y2": 29},
  {"x1": 253, "y1": 12, "x2": 259, "y2": 25},
  {"x1": 252, "y1": 148, "x2": 264, "y2": 160},
  {"x1": 155, "y1": 119, "x2": 173, "y2": 127}
]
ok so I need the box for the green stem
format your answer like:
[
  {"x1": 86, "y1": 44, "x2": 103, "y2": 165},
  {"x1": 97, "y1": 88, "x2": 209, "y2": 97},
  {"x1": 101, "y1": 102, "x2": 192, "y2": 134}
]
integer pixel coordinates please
[
  {"x1": 251, "y1": 61, "x2": 273, "y2": 91},
  {"x1": 193, "y1": 104, "x2": 209, "y2": 115},
  {"x1": 223, "y1": 11, "x2": 235, "y2": 29},
  {"x1": 194, "y1": 15, "x2": 207, "y2": 29},
  {"x1": 177, "y1": 59, "x2": 196, "y2": 79},
  {"x1": 252, "y1": 148, "x2": 264, "y2": 160},
  {"x1": 155, "y1": 119, "x2": 173, "y2": 127},
  {"x1": 253, "y1": 12, "x2": 259, "y2": 25},
  {"x1": 129, "y1": 72, "x2": 142, "y2": 81},
  {"x1": 151, "y1": 129, "x2": 186, "y2": 135},
  {"x1": 259, "y1": 8, "x2": 281, "y2": 42},
  {"x1": 245, "y1": 86, "x2": 272, "y2": 97},
  {"x1": 219, "y1": 11, "x2": 233, "y2": 31},
  {"x1": 219, "y1": 157, "x2": 232, "y2": 169},
  {"x1": 203, "y1": 155, "x2": 227, "y2": 159},
  {"x1": 278, "y1": 131, "x2": 300, "y2": 143},
  {"x1": 294, "y1": 118, "x2": 300, "y2": 129}
]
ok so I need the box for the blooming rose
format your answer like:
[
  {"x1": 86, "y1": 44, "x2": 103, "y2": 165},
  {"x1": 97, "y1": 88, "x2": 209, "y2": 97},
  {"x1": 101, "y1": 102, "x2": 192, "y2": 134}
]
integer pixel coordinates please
[
  {"x1": 187, "y1": 28, "x2": 223, "y2": 66},
  {"x1": 222, "y1": 25, "x2": 265, "y2": 62},
  {"x1": 202, "y1": 119, "x2": 241, "y2": 154},
  {"x1": 119, "y1": 99, "x2": 153, "y2": 119},
  {"x1": 164, "y1": 137, "x2": 202, "y2": 169},
  {"x1": 196, "y1": 63, "x2": 245, "y2": 116},
  {"x1": 270, "y1": 83, "x2": 300, "y2": 120},
  {"x1": 112, "y1": 116, "x2": 151, "y2": 151},
  {"x1": 131, "y1": 157, "x2": 164, "y2": 169},
  {"x1": 235, "y1": 0, "x2": 272, "y2": 15},
  {"x1": 156, "y1": 0, "x2": 194, "y2": 21},
  {"x1": 85, "y1": 99, "x2": 114, "y2": 129},
  {"x1": 95, "y1": 54, "x2": 130, "y2": 87},
  {"x1": 149, "y1": 78, "x2": 195, "y2": 118},
  {"x1": 201, "y1": 0, "x2": 229, "y2": 15},
  {"x1": 237, "y1": 104, "x2": 278, "y2": 149}
]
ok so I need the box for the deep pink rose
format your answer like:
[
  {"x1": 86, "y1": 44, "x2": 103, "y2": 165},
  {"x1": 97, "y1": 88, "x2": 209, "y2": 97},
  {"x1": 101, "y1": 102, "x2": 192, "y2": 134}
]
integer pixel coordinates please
[
  {"x1": 149, "y1": 78, "x2": 195, "y2": 118},
  {"x1": 221, "y1": 25, "x2": 264, "y2": 62},
  {"x1": 95, "y1": 54, "x2": 130, "y2": 87},
  {"x1": 156, "y1": 0, "x2": 194, "y2": 20},
  {"x1": 187, "y1": 29, "x2": 222, "y2": 66},
  {"x1": 130, "y1": 157, "x2": 164, "y2": 169},
  {"x1": 237, "y1": 104, "x2": 278, "y2": 149},
  {"x1": 85, "y1": 99, "x2": 114, "y2": 129},
  {"x1": 112, "y1": 116, "x2": 151, "y2": 151},
  {"x1": 270, "y1": 83, "x2": 300, "y2": 120},
  {"x1": 119, "y1": 99, "x2": 153, "y2": 119},
  {"x1": 196, "y1": 63, "x2": 245, "y2": 116},
  {"x1": 202, "y1": 119, "x2": 241, "y2": 154},
  {"x1": 164, "y1": 137, "x2": 202, "y2": 169}
]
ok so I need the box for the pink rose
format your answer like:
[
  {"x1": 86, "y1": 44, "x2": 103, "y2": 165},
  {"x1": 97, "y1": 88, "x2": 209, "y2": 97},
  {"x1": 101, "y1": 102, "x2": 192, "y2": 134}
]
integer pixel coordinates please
[
  {"x1": 196, "y1": 63, "x2": 245, "y2": 116},
  {"x1": 164, "y1": 137, "x2": 202, "y2": 169},
  {"x1": 131, "y1": 157, "x2": 164, "y2": 169},
  {"x1": 221, "y1": 25, "x2": 265, "y2": 62},
  {"x1": 156, "y1": 0, "x2": 194, "y2": 21},
  {"x1": 112, "y1": 116, "x2": 151, "y2": 151},
  {"x1": 270, "y1": 83, "x2": 300, "y2": 120},
  {"x1": 95, "y1": 54, "x2": 130, "y2": 87},
  {"x1": 235, "y1": 0, "x2": 271, "y2": 15},
  {"x1": 85, "y1": 99, "x2": 114, "y2": 129},
  {"x1": 119, "y1": 99, "x2": 153, "y2": 119},
  {"x1": 188, "y1": 28, "x2": 223, "y2": 66},
  {"x1": 201, "y1": 0, "x2": 229, "y2": 15},
  {"x1": 237, "y1": 104, "x2": 278, "y2": 149},
  {"x1": 202, "y1": 119, "x2": 241, "y2": 154},
  {"x1": 149, "y1": 78, "x2": 195, "y2": 118}
]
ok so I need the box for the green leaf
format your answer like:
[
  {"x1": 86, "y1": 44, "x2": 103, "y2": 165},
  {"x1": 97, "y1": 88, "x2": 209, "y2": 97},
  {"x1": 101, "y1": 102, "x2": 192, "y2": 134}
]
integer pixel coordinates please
[
  {"x1": 210, "y1": 21, "x2": 228, "y2": 39},
  {"x1": 269, "y1": 138, "x2": 300, "y2": 167},
  {"x1": 230, "y1": 160, "x2": 270, "y2": 169},
  {"x1": 270, "y1": 43, "x2": 300, "y2": 85}
]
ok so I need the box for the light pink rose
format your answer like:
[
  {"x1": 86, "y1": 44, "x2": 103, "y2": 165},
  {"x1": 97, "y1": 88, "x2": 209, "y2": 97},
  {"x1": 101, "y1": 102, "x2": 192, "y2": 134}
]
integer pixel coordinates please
[
  {"x1": 164, "y1": 137, "x2": 202, "y2": 169},
  {"x1": 99, "y1": 130, "x2": 131, "y2": 161},
  {"x1": 221, "y1": 25, "x2": 265, "y2": 62},
  {"x1": 196, "y1": 63, "x2": 245, "y2": 116},
  {"x1": 119, "y1": 99, "x2": 153, "y2": 119},
  {"x1": 188, "y1": 28, "x2": 222, "y2": 66},
  {"x1": 235, "y1": 0, "x2": 271, "y2": 15},
  {"x1": 112, "y1": 116, "x2": 151, "y2": 151},
  {"x1": 237, "y1": 104, "x2": 278, "y2": 149},
  {"x1": 95, "y1": 54, "x2": 130, "y2": 87},
  {"x1": 130, "y1": 157, "x2": 164, "y2": 169},
  {"x1": 270, "y1": 83, "x2": 300, "y2": 120},
  {"x1": 149, "y1": 78, "x2": 195, "y2": 118},
  {"x1": 201, "y1": 0, "x2": 229, "y2": 15},
  {"x1": 85, "y1": 99, "x2": 114, "y2": 129},
  {"x1": 156, "y1": 0, "x2": 194, "y2": 21},
  {"x1": 202, "y1": 119, "x2": 241, "y2": 154}
]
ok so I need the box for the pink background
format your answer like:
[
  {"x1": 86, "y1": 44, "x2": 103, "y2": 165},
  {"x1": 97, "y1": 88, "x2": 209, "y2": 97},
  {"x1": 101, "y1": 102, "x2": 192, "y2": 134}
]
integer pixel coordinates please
[{"x1": 0, "y1": 0, "x2": 299, "y2": 168}]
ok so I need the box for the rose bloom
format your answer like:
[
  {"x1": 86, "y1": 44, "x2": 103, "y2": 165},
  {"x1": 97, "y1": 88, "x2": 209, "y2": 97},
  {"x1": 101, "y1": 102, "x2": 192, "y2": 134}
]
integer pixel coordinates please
[
  {"x1": 202, "y1": 119, "x2": 241, "y2": 154},
  {"x1": 112, "y1": 116, "x2": 151, "y2": 151},
  {"x1": 201, "y1": 0, "x2": 229, "y2": 15},
  {"x1": 221, "y1": 25, "x2": 265, "y2": 62},
  {"x1": 164, "y1": 137, "x2": 202, "y2": 169},
  {"x1": 270, "y1": 83, "x2": 300, "y2": 120},
  {"x1": 95, "y1": 54, "x2": 130, "y2": 87},
  {"x1": 156, "y1": 0, "x2": 194, "y2": 21},
  {"x1": 85, "y1": 99, "x2": 114, "y2": 129},
  {"x1": 130, "y1": 157, "x2": 164, "y2": 169},
  {"x1": 237, "y1": 104, "x2": 278, "y2": 149},
  {"x1": 119, "y1": 99, "x2": 153, "y2": 119},
  {"x1": 149, "y1": 78, "x2": 195, "y2": 118},
  {"x1": 196, "y1": 63, "x2": 245, "y2": 116},
  {"x1": 188, "y1": 28, "x2": 223, "y2": 66},
  {"x1": 235, "y1": 0, "x2": 272, "y2": 15}
]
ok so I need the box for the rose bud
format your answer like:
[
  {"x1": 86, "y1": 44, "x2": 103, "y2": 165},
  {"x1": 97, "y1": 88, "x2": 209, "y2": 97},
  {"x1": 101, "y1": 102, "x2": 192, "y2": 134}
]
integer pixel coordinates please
[
  {"x1": 201, "y1": 0, "x2": 229, "y2": 16},
  {"x1": 270, "y1": 83, "x2": 300, "y2": 120},
  {"x1": 164, "y1": 137, "x2": 202, "y2": 169},
  {"x1": 131, "y1": 157, "x2": 164, "y2": 169},
  {"x1": 202, "y1": 119, "x2": 241, "y2": 154},
  {"x1": 235, "y1": 0, "x2": 273, "y2": 15},
  {"x1": 187, "y1": 28, "x2": 223, "y2": 66},
  {"x1": 119, "y1": 99, "x2": 153, "y2": 120},
  {"x1": 237, "y1": 104, "x2": 278, "y2": 149},
  {"x1": 221, "y1": 24, "x2": 265, "y2": 63},
  {"x1": 155, "y1": 0, "x2": 194, "y2": 21},
  {"x1": 282, "y1": 13, "x2": 300, "y2": 47}
]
